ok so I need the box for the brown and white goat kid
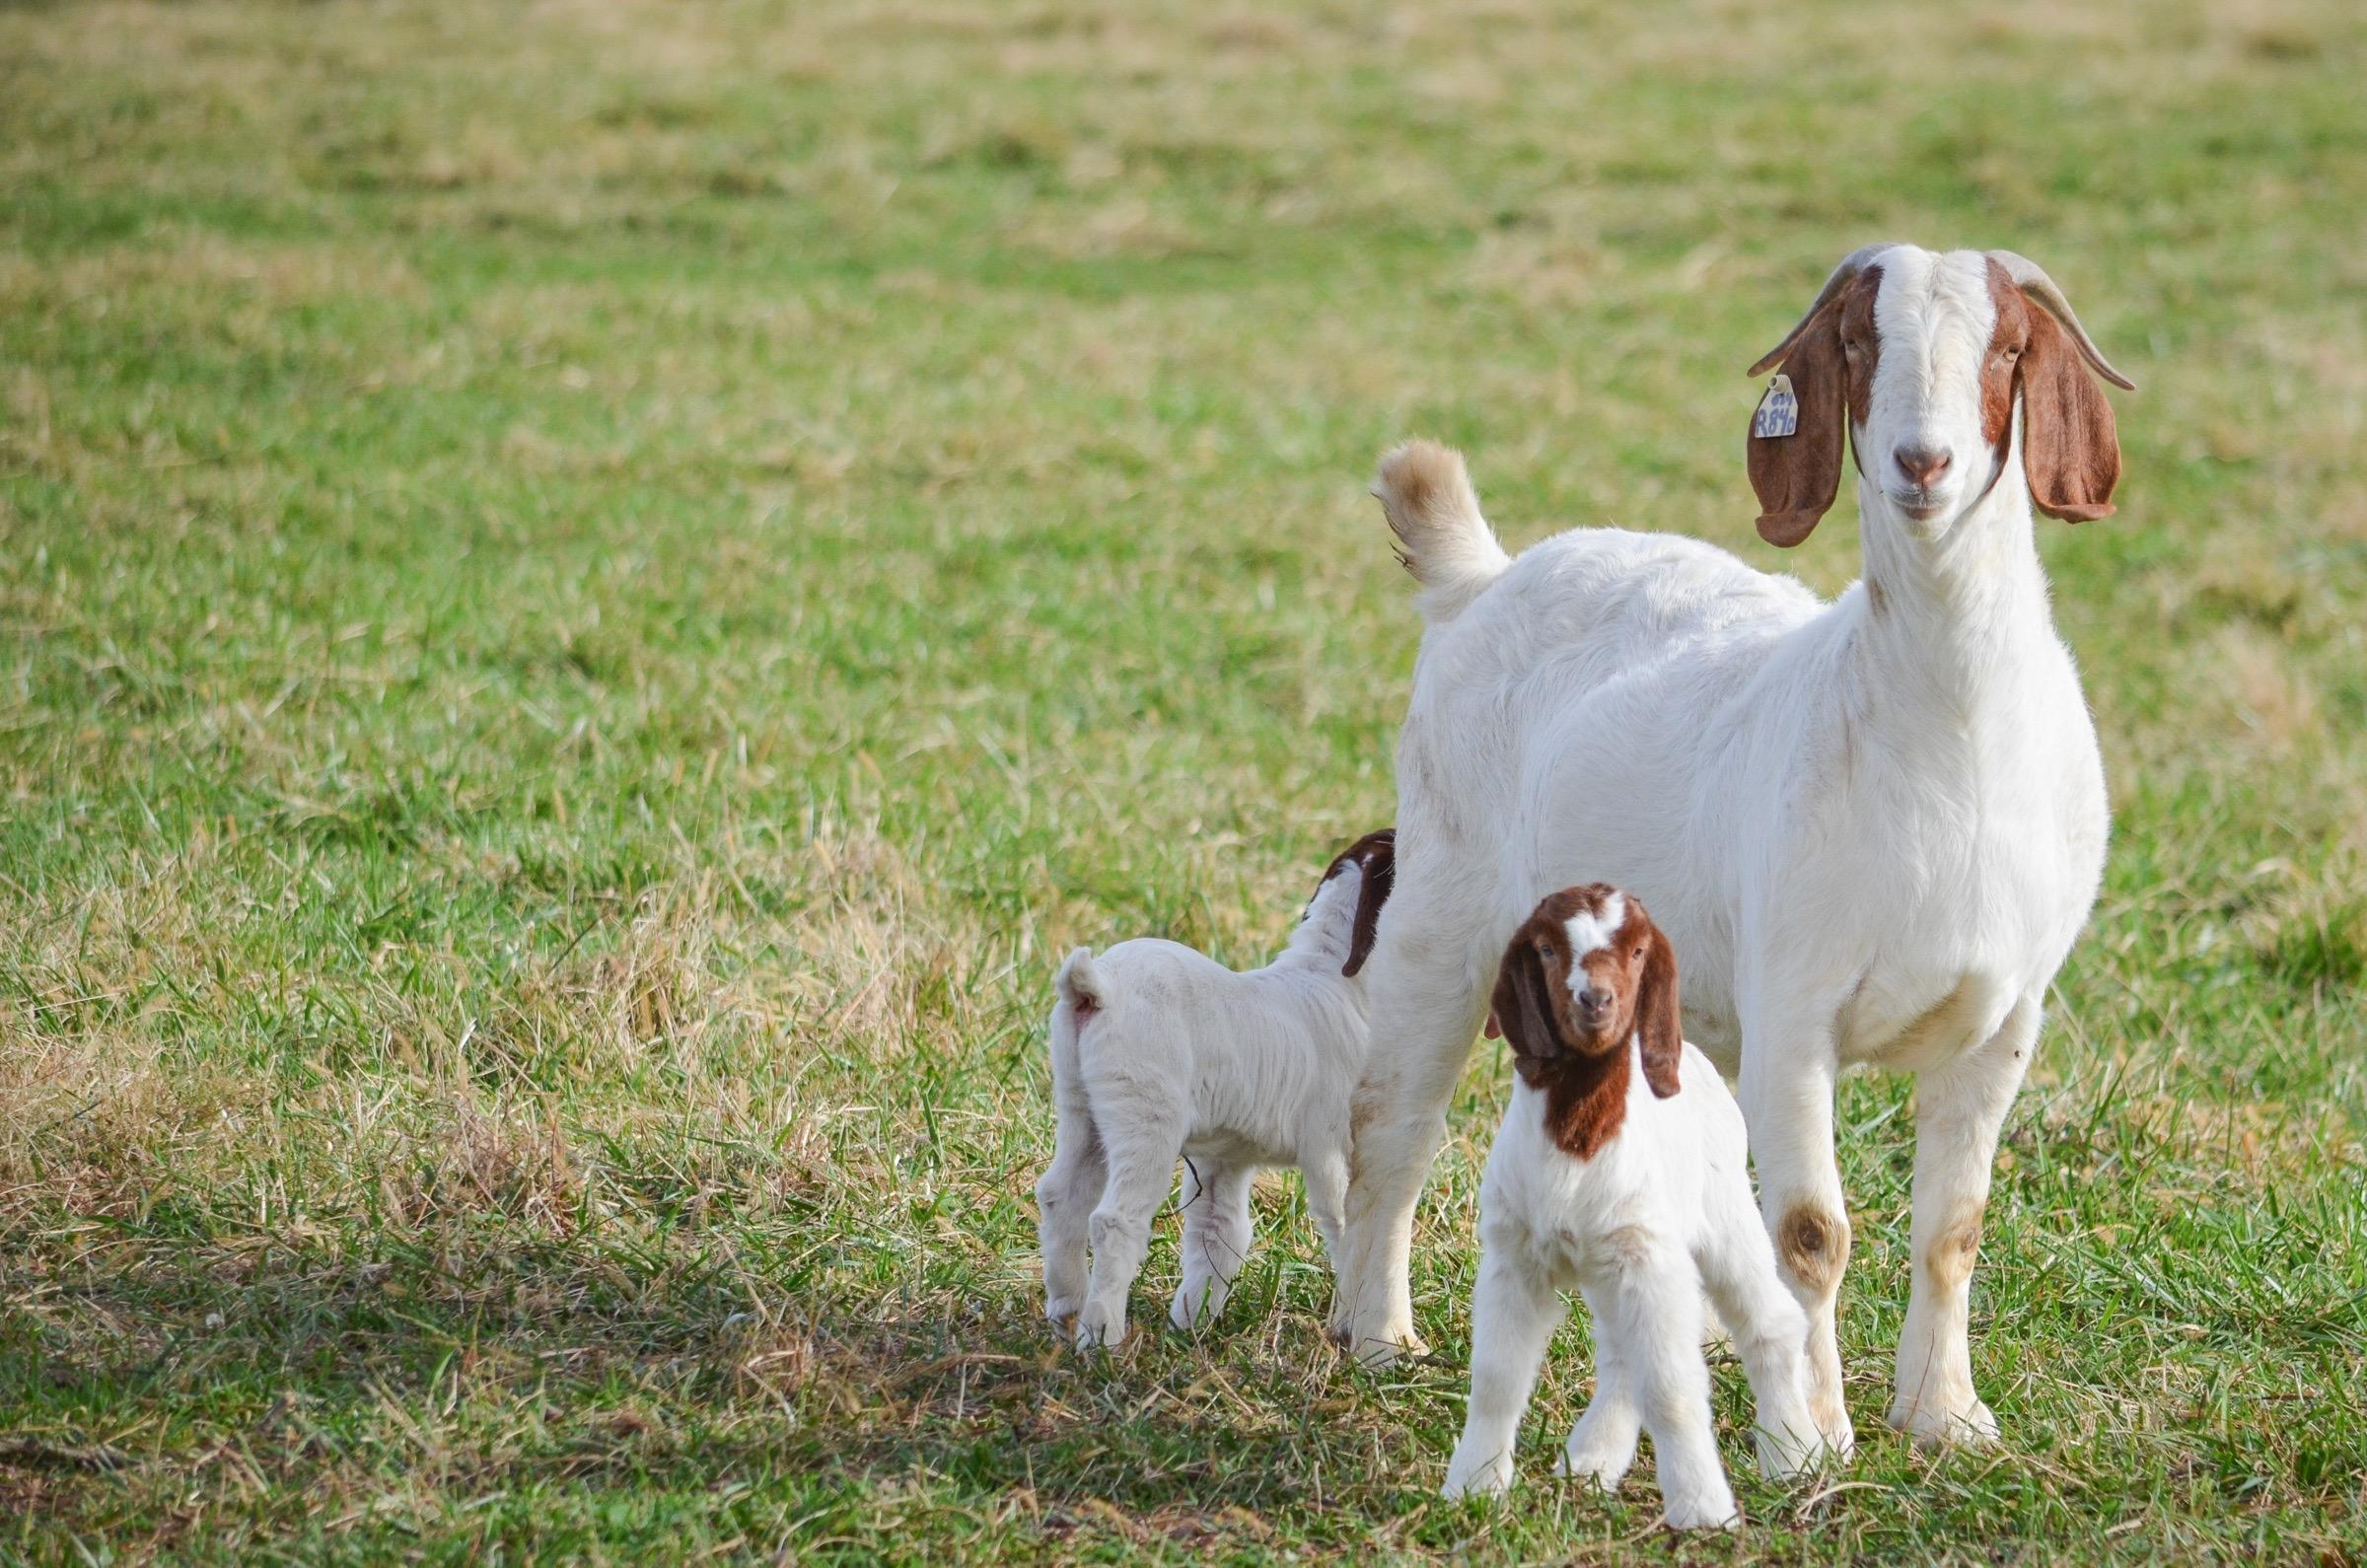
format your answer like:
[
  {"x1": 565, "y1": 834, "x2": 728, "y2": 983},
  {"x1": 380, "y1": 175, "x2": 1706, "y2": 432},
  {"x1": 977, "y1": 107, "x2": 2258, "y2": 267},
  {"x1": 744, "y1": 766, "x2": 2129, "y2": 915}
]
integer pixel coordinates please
[
  {"x1": 1037, "y1": 831, "x2": 1396, "y2": 1349},
  {"x1": 1443, "y1": 886, "x2": 1819, "y2": 1530}
]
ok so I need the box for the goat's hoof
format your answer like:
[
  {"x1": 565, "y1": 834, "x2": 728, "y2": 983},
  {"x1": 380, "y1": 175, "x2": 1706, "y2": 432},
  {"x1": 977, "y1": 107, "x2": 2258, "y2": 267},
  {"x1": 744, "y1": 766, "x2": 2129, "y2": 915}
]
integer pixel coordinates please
[
  {"x1": 1554, "y1": 1446, "x2": 1632, "y2": 1493},
  {"x1": 1753, "y1": 1414, "x2": 1833, "y2": 1481},
  {"x1": 1660, "y1": 1489, "x2": 1742, "y2": 1532},
  {"x1": 1167, "y1": 1285, "x2": 1227, "y2": 1334},
  {"x1": 1755, "y1": 1436, "x2": 1819, "y2": 1483},
  {"x1": 1666, "y1": 1496, "x2": 1742, "y2": 1534},
  {"x1": 1347, "y1": 1321, "x2": 1426, "y2": 1370},
  {"x1": 1324, "y1": 1302, "x2": 1357, "y2": 1346},
  {"x1": 1441, "y1": 1457, "x2": 1513, "y2": 1501},
  {"x1": 1805, "y1": 1401, "x2": 1856, "y2": 1463},
  {"x1": 1890, "y1": 1394, "x2": 1997, "y2": 1450},
  {"x1": 1071, "y1": 1304, "x2": 1128, "y2": 1351}
]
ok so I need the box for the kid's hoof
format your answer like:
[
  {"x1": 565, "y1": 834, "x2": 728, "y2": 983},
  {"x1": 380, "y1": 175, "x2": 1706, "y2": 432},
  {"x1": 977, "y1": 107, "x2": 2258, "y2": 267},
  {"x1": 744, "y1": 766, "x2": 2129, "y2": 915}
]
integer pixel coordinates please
[
  {"x1": 1660, "y1": 1490, "x2": 1742, "y2": 1532},
  {"x1": 1555, "y1": 1440, "x2": 1633, "y2": 1493},
  {"x1": 1071, "y1": 1304, "x2": 1128, "y2": 1351}
]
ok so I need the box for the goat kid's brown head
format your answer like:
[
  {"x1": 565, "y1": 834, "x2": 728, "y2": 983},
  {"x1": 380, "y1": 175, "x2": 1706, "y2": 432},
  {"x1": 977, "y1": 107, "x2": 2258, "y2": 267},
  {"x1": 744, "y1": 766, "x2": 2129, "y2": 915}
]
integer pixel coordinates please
[
  {"x1": 1745, "y1": 244, "x2": 2135, "y2": 547},
  {"x1": 1491, "y1": 884, "x2": 1682, "y2": 1100},
  {"x1": 1313, "y1": 828, "x2": 1396, "y2": 977}
]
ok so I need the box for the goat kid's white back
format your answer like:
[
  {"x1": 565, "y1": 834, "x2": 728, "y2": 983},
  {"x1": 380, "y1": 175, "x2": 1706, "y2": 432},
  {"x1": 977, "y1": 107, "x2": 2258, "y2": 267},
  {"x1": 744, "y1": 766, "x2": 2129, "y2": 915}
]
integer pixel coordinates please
[{"x1": 1341, "y1": 245, "x2": 2127, "y2": 1454}]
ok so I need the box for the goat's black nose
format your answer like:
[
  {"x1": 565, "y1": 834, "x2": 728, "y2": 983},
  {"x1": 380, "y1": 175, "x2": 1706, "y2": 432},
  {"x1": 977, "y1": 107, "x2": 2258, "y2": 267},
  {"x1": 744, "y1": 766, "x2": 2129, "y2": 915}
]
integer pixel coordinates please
[
  {"x1": 1894, "y1": 445, "x2": 1952, "y2": 489},
  {"x1": 1577, "y1": 986, "x2": 1612, "y2": 1014}
]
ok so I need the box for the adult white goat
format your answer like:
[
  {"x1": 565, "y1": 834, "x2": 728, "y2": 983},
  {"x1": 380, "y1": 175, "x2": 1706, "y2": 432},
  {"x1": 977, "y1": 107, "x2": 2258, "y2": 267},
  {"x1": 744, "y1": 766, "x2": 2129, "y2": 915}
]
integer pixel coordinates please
[{"x1": 1336, "y1": 244, "x2": 2132, "y2": 1454}]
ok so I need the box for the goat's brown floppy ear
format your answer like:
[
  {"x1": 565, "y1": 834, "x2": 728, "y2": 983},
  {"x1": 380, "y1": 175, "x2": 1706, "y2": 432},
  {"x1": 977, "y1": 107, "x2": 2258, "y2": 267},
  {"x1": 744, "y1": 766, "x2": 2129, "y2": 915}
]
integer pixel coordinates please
[
  {"x1": 1747, "y1": 303, "x2": 1847, "y2": 547},
  {"x1": 1492, "y1": 937, "x2": 1568, "y2": 1069},
  {"x1": 1341, "y1": 831, "x2": 1396, "y2": 977},
  {"x1": 2019, "y1": 307, "x2": 2122, "y2": 523},
  {"x1": 1635, "y1": 923, "x2": 1684, "y2": 1099}
]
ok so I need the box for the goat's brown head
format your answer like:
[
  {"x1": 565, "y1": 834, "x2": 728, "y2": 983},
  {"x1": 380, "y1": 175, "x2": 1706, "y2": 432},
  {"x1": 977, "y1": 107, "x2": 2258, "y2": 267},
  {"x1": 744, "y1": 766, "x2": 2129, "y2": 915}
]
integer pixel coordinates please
[
  {"x1": 1491, "y1": 885, "x2": 1682, "y2": 1156},
  {"x1": 1312, "y1": 828, "x2": 1396, "y2": 977},
  {"x1": 1745, "y1": 244, "x2": 2135, "y2": 547}
]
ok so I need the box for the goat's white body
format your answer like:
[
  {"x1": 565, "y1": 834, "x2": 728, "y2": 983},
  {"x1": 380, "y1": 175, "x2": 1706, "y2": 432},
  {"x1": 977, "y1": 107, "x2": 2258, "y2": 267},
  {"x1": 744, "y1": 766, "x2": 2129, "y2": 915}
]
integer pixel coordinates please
[
  {"x1": 1401, "y1": 521, "x2": 2102, "y2": 1076},
  {"x1": 1346, "y1": 254, "x2": 2115, "y2": 1450},
  {"x1": 1037, "y1": 869, "x2": 1376, "y2": 1348},
  {"x1": 1443, "y1": 1041, "x2": 1819, "y2": 1529}
]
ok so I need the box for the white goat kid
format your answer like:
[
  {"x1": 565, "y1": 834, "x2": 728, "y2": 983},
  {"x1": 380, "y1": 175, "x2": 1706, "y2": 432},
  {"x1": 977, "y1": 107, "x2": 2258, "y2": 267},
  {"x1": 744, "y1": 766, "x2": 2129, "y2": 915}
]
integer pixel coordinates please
[
  {"x1": 1443, "y1": 886, "x2": 1819, "y2": 1531},
  {"x1": 1339, "y1": 245, "x2": 2132, "y2": 1455},
  {"x1": 1038, "y1": 831, "x2": 1396, "y2": 1349}
]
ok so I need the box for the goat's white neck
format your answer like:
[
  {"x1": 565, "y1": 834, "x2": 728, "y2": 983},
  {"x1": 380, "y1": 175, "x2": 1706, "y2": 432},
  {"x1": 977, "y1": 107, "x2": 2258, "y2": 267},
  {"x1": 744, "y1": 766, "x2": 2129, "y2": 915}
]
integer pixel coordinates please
[
  {"x1": 1849, "y1": 432, "x2": 2056, "y2": 725},
  {"x1": 1273, "y1": 873, "x2": 1361, "y2": 975}
]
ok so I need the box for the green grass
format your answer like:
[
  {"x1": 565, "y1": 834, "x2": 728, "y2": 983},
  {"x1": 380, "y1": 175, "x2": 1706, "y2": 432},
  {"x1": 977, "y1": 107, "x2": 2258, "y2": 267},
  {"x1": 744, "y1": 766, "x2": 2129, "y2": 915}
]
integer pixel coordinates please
[{"x1": 2, "y1": 0, "x2": 2364, "y2": 1558}]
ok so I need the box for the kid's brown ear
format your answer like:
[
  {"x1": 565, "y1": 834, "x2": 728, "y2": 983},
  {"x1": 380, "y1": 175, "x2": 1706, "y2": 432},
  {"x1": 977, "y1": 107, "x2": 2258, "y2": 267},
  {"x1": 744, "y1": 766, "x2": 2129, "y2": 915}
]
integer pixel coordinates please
[
  {"x1": 2018, "y1": 307, "x2": 2122, "y2": 523},
  {"x1": 1636, "y1": 924, "x2": 1685, "y2": 1099},
  {"x1": 1341, "y1": 831, "x2": 1397, "y2": 977},
  {"x1": 1747, "y1": 308, "x2": 1847, "y2": 548},
  {"x1": 1491, "y1": 935, "x2": 1571, "y2": 1070}
]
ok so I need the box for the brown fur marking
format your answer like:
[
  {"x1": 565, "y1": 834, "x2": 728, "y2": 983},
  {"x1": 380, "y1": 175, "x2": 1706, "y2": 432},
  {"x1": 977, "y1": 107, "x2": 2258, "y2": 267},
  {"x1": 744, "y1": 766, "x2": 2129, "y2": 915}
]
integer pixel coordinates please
[
  {"x1": 1927, "y1": 1205, "x2": 1986, "y2": 1291},
  {"x1": 1977, "y1": 258, "x2": 2028, "y2": 454},
  {"x1": 1316, "y1": 828, "x2": 1397, "y2": 977},
  {"x1": 1374, "y1": 440, "x2": 1482, "y2": 584},
  {"x1": 1778, "y1": 1202, "x2": 1851, "y2": 1295}
]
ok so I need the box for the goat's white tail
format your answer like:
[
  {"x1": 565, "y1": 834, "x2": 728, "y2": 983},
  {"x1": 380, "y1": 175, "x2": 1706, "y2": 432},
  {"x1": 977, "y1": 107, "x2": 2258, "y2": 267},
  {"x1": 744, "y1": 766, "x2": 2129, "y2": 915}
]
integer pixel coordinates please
[
  {"x1": 1373, "y1": 440, "x2": 1510, "y2": 623},
  {"x1": 1054, "y1": 947, "x2": 1104, "y2": 1016}
]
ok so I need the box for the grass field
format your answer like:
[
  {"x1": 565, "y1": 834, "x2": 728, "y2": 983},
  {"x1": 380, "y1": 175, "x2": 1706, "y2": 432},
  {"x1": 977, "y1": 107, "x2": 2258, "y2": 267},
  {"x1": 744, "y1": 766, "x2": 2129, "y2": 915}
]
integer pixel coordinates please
[{"x1": 3, "y1": 0, "x2": 2365, "y2": 1558}]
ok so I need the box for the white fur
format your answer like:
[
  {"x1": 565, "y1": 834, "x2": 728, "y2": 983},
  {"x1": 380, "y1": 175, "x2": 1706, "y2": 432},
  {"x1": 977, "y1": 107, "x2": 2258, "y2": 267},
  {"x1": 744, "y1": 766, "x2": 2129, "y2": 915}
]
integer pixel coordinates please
[
  {"x1": 1442, "y1": 1037, "x2": 1821, "y2": 1530},
  {"x1": 1345, "y1": 248, "x2": 2113, "y2": 1456},
  {"x1": 1561, "y1": 895, "x2": 1624, "y2": 960},
  {"x1": 1037, "y1": 864, "x2": 1379, "y2": 1349}
]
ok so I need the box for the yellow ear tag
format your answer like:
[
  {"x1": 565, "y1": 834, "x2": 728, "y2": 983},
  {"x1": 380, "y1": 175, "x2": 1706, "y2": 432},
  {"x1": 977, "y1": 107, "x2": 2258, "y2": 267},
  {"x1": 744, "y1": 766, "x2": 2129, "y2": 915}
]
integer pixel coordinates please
[{"x1": 1752, "y1": 374, "x2": 1799, "y2": 439}]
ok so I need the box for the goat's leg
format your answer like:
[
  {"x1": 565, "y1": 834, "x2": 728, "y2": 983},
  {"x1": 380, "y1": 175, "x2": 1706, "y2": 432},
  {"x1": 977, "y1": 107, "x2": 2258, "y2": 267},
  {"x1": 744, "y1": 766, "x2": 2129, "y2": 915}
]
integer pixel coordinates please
[
  {"x1": 1598, "y1": 1259, "x2": 1736, "y2": 1531},
  {"x1": 1074, "y1": 1127, "x2": 1181, "y2": 1351},
  {"x1": 1891, "y1": 996, "x2": 2036, "y2": 1447},
  {"x1": 1301, "y1": 1144, "x2": 1351, "y2": 1297},
  {"x1": 1738, "y1": 1018, "x2": 1855, "y2": 1460},
  {"x1": 1697, "y1": 1182, "x2": 1823, "y2": 1480},
  {"x1": 1334, "y1": 933, "x2": 1489, "y2": 1365},
  {"x1": 1171, "y1": 1161, "x2": 1256, "y2": 1333},
  {"x1": 1036, "y1": 1108, "x2": 1105, "y2": 1335},
  {"x1": 1441, "y1": 1226, "x2": 1562, "y2": 1499},
  {"x1": 1555, "y1": 1284, "x2": 1640, "y2": 1492}
]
